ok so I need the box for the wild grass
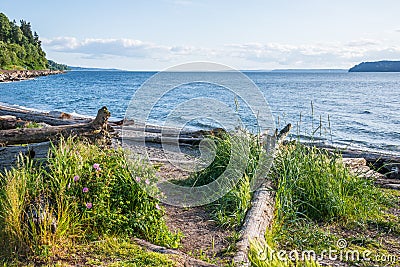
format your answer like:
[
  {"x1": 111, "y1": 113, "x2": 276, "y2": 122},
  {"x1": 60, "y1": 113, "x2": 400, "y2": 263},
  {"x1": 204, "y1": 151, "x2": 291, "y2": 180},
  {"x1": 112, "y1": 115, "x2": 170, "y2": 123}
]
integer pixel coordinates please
[
  {"x1": 0, "y1": 137, "x2": 181, "y2": 264},
  {"x1": 249, "y1": 138, "x2": 396, "y2": 266},
  {"x1": 179, "y1": 131, "x2": 265, "y2": 229},
  {"x1": 273, "y1": 143, "x2": 386, "y2": 226}
]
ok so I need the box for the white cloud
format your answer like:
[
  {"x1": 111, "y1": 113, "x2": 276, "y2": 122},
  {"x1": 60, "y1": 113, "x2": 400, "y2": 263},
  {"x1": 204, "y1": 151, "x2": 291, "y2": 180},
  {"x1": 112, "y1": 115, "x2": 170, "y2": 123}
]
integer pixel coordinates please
[{"x1": 42, "y1": 36, "x2": 400, "y2": 69}]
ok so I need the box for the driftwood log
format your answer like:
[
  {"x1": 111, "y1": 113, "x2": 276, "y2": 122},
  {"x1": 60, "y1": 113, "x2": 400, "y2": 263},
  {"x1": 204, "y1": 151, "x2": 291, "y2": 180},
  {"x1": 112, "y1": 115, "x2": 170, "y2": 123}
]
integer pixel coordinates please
[
  {"x1": 233, "y1": 124, "x2": 292, "y2": 266},
  {"x1": 0, "y1": 105, "x2": 91, "y2": 126},
  {"x1": 0, "y1": 141, "x2": 50, "y2": 171},
  {"x1": 0, "y1": 106, "x2": 111, "y2": 146},
  {"x1": 133, "y1": 238, "x2": 217, "y2": 267}
]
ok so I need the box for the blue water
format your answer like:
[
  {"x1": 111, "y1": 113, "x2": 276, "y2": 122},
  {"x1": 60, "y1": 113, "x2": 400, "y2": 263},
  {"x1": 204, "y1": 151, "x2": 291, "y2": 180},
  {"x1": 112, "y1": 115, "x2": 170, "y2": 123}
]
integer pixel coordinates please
[{"x1": 0, "y1": 70, "x2": 399, "y2": 155}]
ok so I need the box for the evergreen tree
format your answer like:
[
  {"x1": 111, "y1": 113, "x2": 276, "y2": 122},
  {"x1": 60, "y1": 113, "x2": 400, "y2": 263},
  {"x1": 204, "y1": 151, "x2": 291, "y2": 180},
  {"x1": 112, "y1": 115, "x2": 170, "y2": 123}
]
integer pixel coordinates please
[
  {"x1": 0, "y1": 13, "x2": 11, "y2": 42},
  {"x1": 0, "y1": 13, "x2": 49, "y2": 70}
]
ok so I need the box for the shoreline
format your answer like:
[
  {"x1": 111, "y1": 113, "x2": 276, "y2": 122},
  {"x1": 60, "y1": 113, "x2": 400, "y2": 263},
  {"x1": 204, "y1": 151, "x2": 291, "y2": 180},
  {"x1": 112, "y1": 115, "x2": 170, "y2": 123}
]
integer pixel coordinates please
[
  {"x1": 0, "y1": 103, "x2": 399, "y2": 157},
  {"x1": 0, "y1": 69, "x2": 65, "y2": 82}
]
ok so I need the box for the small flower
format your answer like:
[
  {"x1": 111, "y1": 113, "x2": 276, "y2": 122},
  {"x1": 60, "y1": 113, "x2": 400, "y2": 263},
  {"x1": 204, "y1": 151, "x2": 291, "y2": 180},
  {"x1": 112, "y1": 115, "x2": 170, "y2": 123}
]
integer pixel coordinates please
[
  {"x1": 86, "y1": 202, "x2": 93, "y2": 209},
  {"x1": 93, "y1": 163, "x2": 101, "y2": 171},
  {"x1": 145, "y1": 179, "x2": 150, "y2": 185},
  {"x1": 67, "y1": 183, "x2": 71, "y2": 189},
  {"x1": 135, "y1": 176, "x2": 141, "y2": 182},
  {"x1": 73, "y1": 175, "x2": 79, "y2": 182},
  {"x1": 155, "y1": 204, "x2": 161, "y2": 210},
  {"x1": 83, "y1": 187, "x2": 89, "y2": 193}
]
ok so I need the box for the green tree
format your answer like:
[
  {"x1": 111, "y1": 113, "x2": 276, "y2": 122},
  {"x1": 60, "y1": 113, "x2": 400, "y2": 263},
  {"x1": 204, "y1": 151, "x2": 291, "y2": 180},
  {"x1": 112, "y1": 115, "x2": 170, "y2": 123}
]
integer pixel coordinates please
[
  {"x1": 19, "y1": 19, "x2": 34, "y2": 44},
  {"x1": 0, "y1": 13, "x2": 11, "y2": 42},
  {"x1": 10, "y1": 20, "x2": 23, "y2": 44},
  {"x1": 0, "y1": 13, "x2": 49, "y2": 70}
]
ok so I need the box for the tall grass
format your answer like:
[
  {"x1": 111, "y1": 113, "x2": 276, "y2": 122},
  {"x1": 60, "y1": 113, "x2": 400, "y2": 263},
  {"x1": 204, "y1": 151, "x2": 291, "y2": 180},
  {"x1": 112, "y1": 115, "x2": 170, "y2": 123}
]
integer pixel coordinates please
[
  {"x1": 179, "y1": 131, "x2": 265, "y2": 229},
  {"x1": 0, "y1": 137, "x2": 181, "y2": 263},
  {"x1": 249, "y1": 141, "x2": 388, "y2": 266},
  {"x1": 273, "y1": 143, "x2": 385, "y2": 226}
]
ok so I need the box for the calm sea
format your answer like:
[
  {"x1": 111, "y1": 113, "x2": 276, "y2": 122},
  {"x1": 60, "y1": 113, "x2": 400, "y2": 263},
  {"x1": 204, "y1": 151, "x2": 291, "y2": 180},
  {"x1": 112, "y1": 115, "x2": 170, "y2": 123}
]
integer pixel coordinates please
[{"x1": 0, "y1": 70, "x2": 399, "y2": 155}]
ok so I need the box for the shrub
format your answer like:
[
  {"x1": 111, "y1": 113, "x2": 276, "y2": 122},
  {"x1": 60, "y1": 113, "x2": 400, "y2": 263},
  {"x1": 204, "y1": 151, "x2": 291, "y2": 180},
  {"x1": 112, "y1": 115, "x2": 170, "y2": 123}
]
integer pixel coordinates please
[{"x1": 0, "y1": 137, "x2": 181, "y2": 262}]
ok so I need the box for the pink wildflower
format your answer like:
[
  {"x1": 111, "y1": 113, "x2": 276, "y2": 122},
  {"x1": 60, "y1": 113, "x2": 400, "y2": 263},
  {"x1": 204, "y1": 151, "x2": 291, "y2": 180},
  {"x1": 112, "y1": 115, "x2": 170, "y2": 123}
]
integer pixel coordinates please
[
  {"x1": 145, "y1": 179, "x2": 150, "y2": 185},
  {"x1": 155, "y1": 204, "x2": 161, "y2": 210},
  {"x1": 135, "y1": 176, "x2": 141, "y2": 182},
  {"x1": 93, "y1": 163, "x2": 101, "y2": 171},
  {"x1": 67, "y1": 183, "x2": 71, "y2": 189},
  {"x1": 86, "y1": 202, "x2": 93, "y2": 209},
  {"x1": 83, "y1": 187, "x2": 89, "y2": 193},
  {"x1": 73, "y1": 175, "x2": 79, "y2": 182}
]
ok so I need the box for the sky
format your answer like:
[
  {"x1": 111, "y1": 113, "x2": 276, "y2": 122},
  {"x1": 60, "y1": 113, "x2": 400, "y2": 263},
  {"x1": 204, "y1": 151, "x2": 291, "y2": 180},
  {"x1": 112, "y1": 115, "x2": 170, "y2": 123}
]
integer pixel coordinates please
[{"x1": 1, "y1": 0, "x2": 400, "y2": 70}]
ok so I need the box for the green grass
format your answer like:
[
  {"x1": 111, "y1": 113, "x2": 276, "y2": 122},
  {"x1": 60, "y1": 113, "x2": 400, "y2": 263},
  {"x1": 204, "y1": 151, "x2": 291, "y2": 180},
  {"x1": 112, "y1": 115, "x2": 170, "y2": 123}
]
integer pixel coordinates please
[
  {"x1": 16, "y1": 122, "x2": 43, "y2": 129},
  {"x1": 249, "y1": 237, "x2": 321, "y2": 267},
  {"x1": 249, "y1": 140, "x2": 399, "y2": 266},
  {"x1": 62, "y1": 236, "x2": 178, "y2": 266},
  {"x1": 0, "y1": 137, "x2": 181, "y2": 264},
  {"x1": 177, "y1": 131, "x2": 265, "y2": 229}
]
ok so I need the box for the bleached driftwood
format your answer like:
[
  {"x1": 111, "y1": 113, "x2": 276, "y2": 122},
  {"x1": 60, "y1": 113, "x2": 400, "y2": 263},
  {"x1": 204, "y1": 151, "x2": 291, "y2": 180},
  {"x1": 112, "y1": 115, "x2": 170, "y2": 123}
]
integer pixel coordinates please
[
  {"x1": 233, "y1": 124, "x2": 291, "y2": 266},
  {"x1": 0, "y1": 107, "x2": 111, "y2": 146},
  {"x1": 133, "y1": 238, "x2": 218, "y2": 267},
  {"x1": 0, "y1": 105, "x2": 90, "y2": 126}
]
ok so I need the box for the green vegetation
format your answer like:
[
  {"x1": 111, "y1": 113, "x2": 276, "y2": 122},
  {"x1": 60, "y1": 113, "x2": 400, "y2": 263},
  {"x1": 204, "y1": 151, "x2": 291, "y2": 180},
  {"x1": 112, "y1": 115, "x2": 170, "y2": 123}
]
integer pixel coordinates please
[
  {"x1": 0, "y1": 13, "x2": 47, "y2": 70},
  {"x1": 273, "y1": 144, "x2": 385, "y2": 226},
  {"x1": 54, "y1": 236, "x2": 178, "y2": 266},
  {"x1": 249, "y1": 238, "x2": 321, "y2": 267},
  {"x1": 0, "y1": 13, "x2": 67, "y2": 71},
  {"x1": 178, "y1": 131, "x2": 264, "y2": 229},
  {"x1": 0, "y1": 137, "x2": 181, "y2": 265},
  {"x1": 47, "y1": 59, "x2": 70, "y2": 71},
  {"x1": 249, "y1": 141, "x2": 400, "y2": 266}
]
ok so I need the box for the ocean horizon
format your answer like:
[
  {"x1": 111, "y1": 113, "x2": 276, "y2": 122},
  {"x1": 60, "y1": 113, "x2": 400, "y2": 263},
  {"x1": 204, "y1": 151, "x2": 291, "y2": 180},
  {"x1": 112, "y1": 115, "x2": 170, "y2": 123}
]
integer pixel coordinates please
[{"x1": 1, "y1": 70, "x2": 399, "y2": 156}]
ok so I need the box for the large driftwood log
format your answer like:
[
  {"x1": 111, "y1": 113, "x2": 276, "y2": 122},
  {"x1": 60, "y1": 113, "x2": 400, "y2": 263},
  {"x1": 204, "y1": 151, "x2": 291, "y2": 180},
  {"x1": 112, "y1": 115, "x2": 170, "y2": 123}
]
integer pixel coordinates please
[
  {"x1": 0, "y1": 107, "x2": 111, "y2": 146},
  {"x1": 0, "y1": 141, "x2": 51, "y2": 171},
  {"x1": 233, "y1": 124, "x2": 292, "y2": 266},
  {"x1": 133, "y1": 238, "x2": 217, "y2": 267},
  {"x1": 0, "y1": 105, "x2": 91, "y2": 126}
]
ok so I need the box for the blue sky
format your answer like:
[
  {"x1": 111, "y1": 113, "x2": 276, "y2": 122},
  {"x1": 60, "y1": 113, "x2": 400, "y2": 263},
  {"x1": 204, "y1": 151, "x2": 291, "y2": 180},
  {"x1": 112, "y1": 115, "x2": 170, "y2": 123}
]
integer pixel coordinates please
[{"x1": 1, "y1": 0, "x2": 400, "y2": 70}]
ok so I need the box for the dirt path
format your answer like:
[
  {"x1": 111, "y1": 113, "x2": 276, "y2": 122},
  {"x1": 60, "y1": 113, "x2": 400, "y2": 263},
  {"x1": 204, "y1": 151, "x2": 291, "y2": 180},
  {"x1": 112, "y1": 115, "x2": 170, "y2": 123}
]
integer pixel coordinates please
[{"x1": 120, "y1": 139, "x2": 234, "y2": 265}]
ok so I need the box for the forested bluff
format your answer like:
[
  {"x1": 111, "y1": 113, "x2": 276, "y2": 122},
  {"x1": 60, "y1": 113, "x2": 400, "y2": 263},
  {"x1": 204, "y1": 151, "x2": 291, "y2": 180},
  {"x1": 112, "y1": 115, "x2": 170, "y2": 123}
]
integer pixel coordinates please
[{"x1": 0, "y1": 12, "x2": 67, "y2": 72}]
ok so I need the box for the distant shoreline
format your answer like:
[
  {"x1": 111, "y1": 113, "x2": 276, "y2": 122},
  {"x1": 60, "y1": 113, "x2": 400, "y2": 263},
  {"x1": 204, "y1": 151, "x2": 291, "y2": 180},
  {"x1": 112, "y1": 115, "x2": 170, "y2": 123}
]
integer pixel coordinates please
[{"x1": 0, "y1": 69, "x2": 65, "y2": 83}]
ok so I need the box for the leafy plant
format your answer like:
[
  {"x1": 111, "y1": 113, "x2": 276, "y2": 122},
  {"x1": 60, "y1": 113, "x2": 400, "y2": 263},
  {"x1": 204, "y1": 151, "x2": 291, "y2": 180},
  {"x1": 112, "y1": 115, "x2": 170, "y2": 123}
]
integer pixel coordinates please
[{"x1": 0, "y1": 137, "x2": 181, "y2": 263}]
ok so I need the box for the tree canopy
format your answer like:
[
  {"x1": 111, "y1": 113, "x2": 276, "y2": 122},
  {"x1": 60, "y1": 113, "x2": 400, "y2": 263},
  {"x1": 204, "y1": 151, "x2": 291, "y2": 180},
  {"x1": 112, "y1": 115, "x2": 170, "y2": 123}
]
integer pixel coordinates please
[{"x1": 0, "y1": 13, "x2": 48, "y2": 70}]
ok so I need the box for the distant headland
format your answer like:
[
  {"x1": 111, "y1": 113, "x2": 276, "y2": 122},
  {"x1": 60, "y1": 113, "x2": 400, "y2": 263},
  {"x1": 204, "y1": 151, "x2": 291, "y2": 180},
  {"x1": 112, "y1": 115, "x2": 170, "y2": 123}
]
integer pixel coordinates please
[{"x1": 349, "y1": 60, "x2": 400, "y2": 72}]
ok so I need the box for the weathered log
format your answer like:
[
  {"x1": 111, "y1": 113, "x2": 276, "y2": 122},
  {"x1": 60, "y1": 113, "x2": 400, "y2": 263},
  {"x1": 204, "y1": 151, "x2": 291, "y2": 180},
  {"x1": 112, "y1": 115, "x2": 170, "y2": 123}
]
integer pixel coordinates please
[
  {"x1": 233, "y1": 124, "x2": 292, "y2": 266},
  {"x1": 133, "y1": 237, "x2": 217, "y2": 267},
  {"x1": 0, "y1": 141, "x2": 51, "y2": 171},
  {"x1": 122, "y1": 136, "x2": 203, "y2": 146},
  {"x1": 0, "y1": 115, "x2": 18, "y2": 130},
  {"x1": 122, "y1": 125, "x2": 226, "y2": 138},
  {"x1": 342, "y1": 158, "x2": 400, "y2": 191},
  {"x1": 0, "y1": 105, "x2": 91, "y2": 126},
  {"x1": 0, "y1": 106, "x2": 111, "y2": 146}
]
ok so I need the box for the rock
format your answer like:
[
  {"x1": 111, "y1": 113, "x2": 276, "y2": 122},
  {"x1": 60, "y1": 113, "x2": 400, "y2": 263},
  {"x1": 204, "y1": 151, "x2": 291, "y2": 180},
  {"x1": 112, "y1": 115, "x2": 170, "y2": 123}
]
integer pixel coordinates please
[{"x1": 0, "y1": 70, "x2": 65, "y2": 83}]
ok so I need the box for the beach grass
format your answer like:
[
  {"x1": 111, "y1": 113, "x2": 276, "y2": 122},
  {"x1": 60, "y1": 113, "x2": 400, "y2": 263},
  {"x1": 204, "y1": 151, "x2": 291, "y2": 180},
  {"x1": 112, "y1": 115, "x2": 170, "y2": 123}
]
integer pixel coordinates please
[
  {"x1": 177, "y1": 131, "x2": 264, "y2": 229},
  {"x1": 249, "y1": 140, "x2": 399, "y2": 266}
]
